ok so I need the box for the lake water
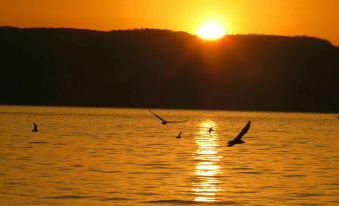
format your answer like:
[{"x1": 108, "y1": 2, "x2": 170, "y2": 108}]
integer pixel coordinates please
[{"x1": 0, "y1": 106, "x2": 338, "y2": 206}]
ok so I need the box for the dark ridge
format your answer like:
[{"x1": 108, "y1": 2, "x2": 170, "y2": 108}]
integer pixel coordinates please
[{"x1": 0, "y1": 27, "x2": 338, "y2": 112}]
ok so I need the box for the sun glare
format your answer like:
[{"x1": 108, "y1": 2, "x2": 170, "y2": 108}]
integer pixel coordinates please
[{"x1": 197, "y1": 22, "x2": 226, "y2": 40}]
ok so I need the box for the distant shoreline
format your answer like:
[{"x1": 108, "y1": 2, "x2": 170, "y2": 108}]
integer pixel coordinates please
[
  {"x1": 1, "y1": 27, "x2": 338, "y2": 113},
  {"x1": 1, "y1": 104, "x2": 337, "y2": 114}
]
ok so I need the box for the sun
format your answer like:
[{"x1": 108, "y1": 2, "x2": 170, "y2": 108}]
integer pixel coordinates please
[{"x1": 197, "y1": 22, "x2": 226, "y2": 40}]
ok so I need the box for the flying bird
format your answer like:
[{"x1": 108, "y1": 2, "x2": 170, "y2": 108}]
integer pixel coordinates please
[
  {"x1": 176, "y1": 131, "x2": 182, "y2": 138},
  {"x1": 227, "y1": 120, "x2": 251, "y2": 147},
  {"x1": 32, "y1": 123, "x2": 39, "y2": 132},
  {"x1": 149, "y1": 110, "x2": 188, "y2": 125},
  {"x1": 208, "y1": 127, "x2": 214, "y2": 134}
]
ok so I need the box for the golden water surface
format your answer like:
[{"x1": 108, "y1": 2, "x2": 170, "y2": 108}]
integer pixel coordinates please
[{"x1": 0, "y1": 106, "x2": 338, "y2": 205}]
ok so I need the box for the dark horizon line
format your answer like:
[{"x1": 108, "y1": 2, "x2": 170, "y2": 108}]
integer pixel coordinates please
[
  {"x1": 0, "y1": 103, "x2": 337, "y2": 115},
  {"x1": 0, "y1": 25, "x2": 336, "y2": 46}
]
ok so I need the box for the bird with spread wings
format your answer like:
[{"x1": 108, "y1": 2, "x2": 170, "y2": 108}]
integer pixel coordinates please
[
  {"x1": 149, "y1": 110, "x2": 188, "y2": 125},
  {"x1": 227, "y1": 120, "x2": 251, "y2": 147}
]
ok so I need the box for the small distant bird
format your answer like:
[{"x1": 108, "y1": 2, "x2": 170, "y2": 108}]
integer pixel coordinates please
[
  {"x1": 227, "y1": 120, "x2": 251, "y2": 147},
  {"x1": 149, "y1": 110, "x2": 188, "y2": 125},
  {"x1": 32, "y1": 123, "x2": 39, "y2": 132},
  {"x1": 176, "y1": 131, "x2": 182, "y2": 138},
  {"x1": 208, "y1": 127, "x2": 214, "y2": 134}
]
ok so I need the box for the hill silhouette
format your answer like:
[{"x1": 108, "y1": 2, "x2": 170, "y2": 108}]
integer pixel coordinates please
[{"x1": 0, "y1": 27, "x2": 338, "y2": 112}]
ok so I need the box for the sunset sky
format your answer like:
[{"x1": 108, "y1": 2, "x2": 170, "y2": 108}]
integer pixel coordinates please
[{"x1": 1, "y1": 0, "x2": 339, "y2": 45}]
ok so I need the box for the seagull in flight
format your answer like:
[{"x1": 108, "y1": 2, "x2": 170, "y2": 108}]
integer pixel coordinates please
[
  {"x1": 227, "y1": 120, "x2": 251, "y2": 147},
  {"x1": 149, "y1": 110, "x2": 188, "y2": 125},
  {"x1": 208, "y1": 127, "x2": 214, "y2": 135},
  {"x1": 32, "y1": 122, "x2": 39, "y2": 132},
  {"x1": 176, "y1": 131, "x2": 182, "y2": 138}
]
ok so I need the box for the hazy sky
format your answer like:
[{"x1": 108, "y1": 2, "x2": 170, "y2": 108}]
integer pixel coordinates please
[{"x1": 1, "y1": 0, "x2": 339, "y2": 45}]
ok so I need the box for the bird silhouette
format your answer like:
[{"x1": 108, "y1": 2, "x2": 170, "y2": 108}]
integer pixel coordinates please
[
  {"x1": 149, "y1": 110, "x2": 187, "y2": 125},
  {"x1": 227, "y1": 120, "x2": 251, "y2": 147},
  {"x1": 208, "y1": 127, "x2": 214, "y2": 134},
  {"x1": 176, "y1": 131, "x2": 182, "y2": 138},
  {"x1": 32, "y1": 123, "x2": 39, "y2": 132}
]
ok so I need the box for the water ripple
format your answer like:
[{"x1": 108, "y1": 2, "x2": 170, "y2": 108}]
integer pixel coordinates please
[{"x1": 42, "y1": 195, "x2": 99, "y2": 200}]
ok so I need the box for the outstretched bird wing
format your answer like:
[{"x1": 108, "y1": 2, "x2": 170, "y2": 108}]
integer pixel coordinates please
[
  {"x1": 149, "y1": 110, "x2": 166, "y2": 122},
  {"x1": 231, "y1": 120, "x2": 251, "y2": 142}
]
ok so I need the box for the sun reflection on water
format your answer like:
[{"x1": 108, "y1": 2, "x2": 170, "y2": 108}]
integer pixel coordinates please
[{"x1": 192, "y1": 120, "x2": 222, "y2": 203}]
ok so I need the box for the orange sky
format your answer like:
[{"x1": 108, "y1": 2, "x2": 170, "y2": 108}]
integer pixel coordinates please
[{"x1": 1, "y1": 0, "x2": 339, "y2": 45}]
